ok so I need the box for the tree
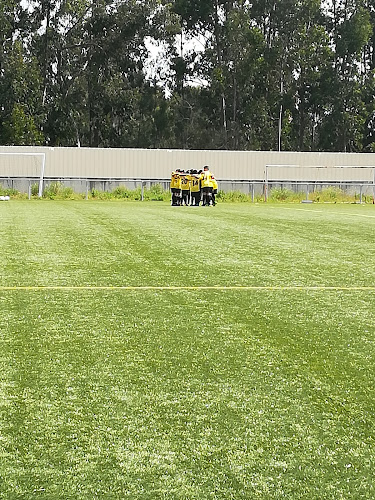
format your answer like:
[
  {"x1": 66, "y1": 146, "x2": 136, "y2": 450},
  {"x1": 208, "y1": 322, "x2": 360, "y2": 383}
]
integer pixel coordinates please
[
  {"x1": 319, "y1": 1, "x2": 372, "y2": 151},
  {"x1": 0, "y1": 0, "x2": 44, "y2": 145}
]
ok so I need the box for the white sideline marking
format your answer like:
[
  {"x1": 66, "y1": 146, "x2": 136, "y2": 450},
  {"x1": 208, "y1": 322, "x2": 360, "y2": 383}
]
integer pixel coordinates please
[
  {"x1": 280, "y1": 207, "x2": 375, "y2": 218},
  {"x1": 0, "y1": 286, "x2": 374, "y2": 291},
  {"x1": 334, "y1": 212, "x2": 375, "y2": 219}
]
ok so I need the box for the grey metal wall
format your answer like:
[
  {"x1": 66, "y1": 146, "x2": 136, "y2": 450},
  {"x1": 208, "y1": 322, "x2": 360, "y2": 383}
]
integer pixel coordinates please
[{"x1": 1, "y1": 146, "x2": 375, "y2": 181}]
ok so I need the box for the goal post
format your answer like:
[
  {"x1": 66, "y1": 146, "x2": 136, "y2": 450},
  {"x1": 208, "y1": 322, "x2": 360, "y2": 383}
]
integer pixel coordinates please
[
  {"x1": 264, "y1": 164, "x2": 375, "y2": 201},
  {"x1": 0, "y1": 152, "x2": 46, "y2": 197}
]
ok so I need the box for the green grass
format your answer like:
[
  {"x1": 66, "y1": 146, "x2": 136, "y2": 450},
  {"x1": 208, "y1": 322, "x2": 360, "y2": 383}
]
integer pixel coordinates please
[{"x1": 1, "y1": 202, "x2": 375, "y2": 499}]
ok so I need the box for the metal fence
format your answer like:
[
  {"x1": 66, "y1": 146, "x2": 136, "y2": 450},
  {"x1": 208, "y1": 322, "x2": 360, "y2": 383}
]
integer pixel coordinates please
[{"x1": 1, "y1": 176, "x2": 375, "y2": 203}]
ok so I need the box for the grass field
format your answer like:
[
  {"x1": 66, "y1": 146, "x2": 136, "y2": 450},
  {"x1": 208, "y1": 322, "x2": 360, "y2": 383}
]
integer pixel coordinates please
[{"x1": 1, "y1": 201, "x2": 375, "y2": 499}]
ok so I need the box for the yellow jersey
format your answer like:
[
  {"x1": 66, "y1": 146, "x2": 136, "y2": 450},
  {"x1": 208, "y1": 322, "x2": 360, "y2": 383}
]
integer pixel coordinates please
[
  {"x1": 171, "y1": 172, "x2": 181, "y2": 189},
  {"x1": 190, "y1": 175, "x2": 201, "y2": 192},
  {"x1": 181, "y1": 176, "x2": 190, "y2": 191},
  {"x1": 212, "y1": 178, "x2": 218, "y2": 190},
  {"x1": 201, "y1": 171, "x2": 214, "y2": 188}
]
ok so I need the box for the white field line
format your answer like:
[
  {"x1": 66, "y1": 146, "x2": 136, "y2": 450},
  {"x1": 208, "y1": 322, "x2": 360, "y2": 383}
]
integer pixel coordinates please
[
  {"x1": 0, "y1": 286, "x2": 375, "y2": 291},
  {"x1": 279, "y1": 207, "x2": 375, "y2": 218}
]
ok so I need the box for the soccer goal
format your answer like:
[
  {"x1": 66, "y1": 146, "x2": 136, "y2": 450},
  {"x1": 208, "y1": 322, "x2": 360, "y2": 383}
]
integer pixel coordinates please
[
  {"x1": 264, "y1": 164, "x2": 375, "y2": 201},
  {"x1": 0, "y1": 152, "x2": 46, "y2": 197}
]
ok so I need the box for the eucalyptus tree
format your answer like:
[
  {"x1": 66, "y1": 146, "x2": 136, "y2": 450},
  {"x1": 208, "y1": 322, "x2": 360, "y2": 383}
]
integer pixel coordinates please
[
  {"x1": 1, "y1": 0, "x2": 374, "y2": 152},
  {"x1": 357, "y1": 0, "x2": 375, "y2": 150},
  {"x1": 171, "y1": 0, "x2": 237, "y2": 148},
  {"x1": 27, "y1": 0, "x2": 171, "y2": 148},
  {"x1": 0, "y1": 1, "x2": 44, "y2": 144},
  {"x1": 319, "y1": 0, "x2": 372, "y2": 151},
  {"x1": 285, "y1": 0, "x2": 333, "y2": 151}
]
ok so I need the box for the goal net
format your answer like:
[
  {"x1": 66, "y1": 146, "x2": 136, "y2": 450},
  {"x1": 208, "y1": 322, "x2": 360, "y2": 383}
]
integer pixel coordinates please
[
  {"x1": 0, "y1": 152, "x2": 46, "y2": 197},
  {"x1": 264, "y1": 164, "x2": 375, "y2": 201}
]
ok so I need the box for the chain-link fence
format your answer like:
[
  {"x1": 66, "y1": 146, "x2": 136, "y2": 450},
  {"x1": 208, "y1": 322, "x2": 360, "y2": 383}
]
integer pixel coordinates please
[{"x1": 1, "y1": 177, "x2": 375, "y2": 203}]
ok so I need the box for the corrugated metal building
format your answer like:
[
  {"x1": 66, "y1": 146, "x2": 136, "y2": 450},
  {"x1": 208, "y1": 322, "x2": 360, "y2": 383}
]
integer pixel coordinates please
[{"x1": 0, "y1": 146, "x2": 375, "y2": 182}]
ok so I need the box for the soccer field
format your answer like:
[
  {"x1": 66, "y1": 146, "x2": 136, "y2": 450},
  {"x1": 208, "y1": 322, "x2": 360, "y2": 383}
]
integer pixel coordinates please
[{"x1": 1, "y1": 201, "x2": 375, "y2": 499}]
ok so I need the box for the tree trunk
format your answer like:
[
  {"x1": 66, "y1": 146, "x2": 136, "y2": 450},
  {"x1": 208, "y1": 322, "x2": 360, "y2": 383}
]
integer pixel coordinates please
[
  {"x1": 88, "y1": 0, "x2": 100, "y2": 147},
  {"x1": 213, "y1": 0, "x2": 228, "y2": 148},
  {"x1": 42, "y1": 2, "x2": 51, "y2": 107}
]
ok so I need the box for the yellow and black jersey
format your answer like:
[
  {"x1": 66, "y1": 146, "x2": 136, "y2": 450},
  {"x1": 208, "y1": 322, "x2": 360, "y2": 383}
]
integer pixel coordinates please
[
  {"x1": 190, "y1": 175, "x2": 201, "y2": 192},
  {"x1": 181, "y1": 176, "x2": 190, "y2": 191},
  {"x1": 171, "y1": 172, "x2": 181, "y2": 189},
  {"x1": 200, "y1": 171, "x2": 214, "y2": 188},
  {"x1": 212, "y1": 178, "x2": 218, "y2": 191}
]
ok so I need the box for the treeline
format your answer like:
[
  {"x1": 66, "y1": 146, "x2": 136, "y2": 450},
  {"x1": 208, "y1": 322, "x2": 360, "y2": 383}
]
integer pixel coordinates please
[{"x1": 1, "y1": 0, "x2": 375, "y2": 152}]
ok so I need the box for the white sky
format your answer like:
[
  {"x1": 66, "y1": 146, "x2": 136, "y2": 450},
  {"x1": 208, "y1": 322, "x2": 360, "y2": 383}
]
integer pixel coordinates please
[{"x1": 144, "y1": 33, "x2": 208, "y2": 92}]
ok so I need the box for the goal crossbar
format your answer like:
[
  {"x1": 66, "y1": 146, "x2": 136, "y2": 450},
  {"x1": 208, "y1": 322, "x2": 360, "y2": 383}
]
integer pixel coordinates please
[{"x1": 0, "y1": 152, "x2": 46, "y2": 197}]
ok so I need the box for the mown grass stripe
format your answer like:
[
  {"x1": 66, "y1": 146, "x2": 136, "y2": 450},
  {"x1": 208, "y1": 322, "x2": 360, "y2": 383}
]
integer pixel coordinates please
[{"x1": 1, "y1": 285, "x2": 375, "y2": 291}]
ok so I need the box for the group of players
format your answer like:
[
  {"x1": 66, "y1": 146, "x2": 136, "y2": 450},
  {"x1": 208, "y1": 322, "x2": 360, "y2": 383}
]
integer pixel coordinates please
[{"x1": 170, "y1": 165, "x2": 218, "y2": 206}]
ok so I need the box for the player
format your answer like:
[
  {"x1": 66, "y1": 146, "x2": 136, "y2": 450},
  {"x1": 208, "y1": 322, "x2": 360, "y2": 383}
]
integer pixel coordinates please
[
  {"x1": 180, "y1": 172, "x2": 190, "y2": 206},
  {"x1": 200, "y1": 165, "x2": 214, "y2": 206},
  {"x1": 211, "y1": 176, "x2": 218, "y2": 206},
  {"x1": 170, "y1": 170, "x2": 182, "y2": 206},
  {"x1": 190, "y1": 170, "x2": 201, "y2": 206}
]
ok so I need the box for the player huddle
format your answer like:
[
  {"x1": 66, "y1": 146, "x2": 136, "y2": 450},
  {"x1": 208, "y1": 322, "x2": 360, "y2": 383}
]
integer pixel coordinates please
[{"x1": 170, "y1": 165, "x2": 218, "y2": 206}]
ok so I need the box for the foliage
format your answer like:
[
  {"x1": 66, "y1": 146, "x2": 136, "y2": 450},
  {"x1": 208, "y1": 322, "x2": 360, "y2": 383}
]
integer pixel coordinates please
[
  {"x1": 0, "y1": 184, "x2": 24, "y2": 197},
  {"x1": 90, "y1": 184, "x2": 170, "y2": 201},
  {"x1": 143, "y1": 183, "x2": 170, "y2": 201},
  {"x1": 217, "y1": 190, "x2": 253, "y2": 203},
  {"x1": 43, "y1": 182, "x2": 77, "y2": 200},
  {"x1": 2, "y1": 183, "x2": 375, "y2": 204},
  {"x1": 1, "y1": 1, "x2": 375, "y2": 151},
  {"x1": 309, "y1": 187, "x2": 353, "y2": 203},
  {"x1": 269, "y1": 188, "x2": 305, "y2": 202},
  {"x1": 31, "y1": 183, "x2": 39, "y2": 197}
]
